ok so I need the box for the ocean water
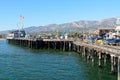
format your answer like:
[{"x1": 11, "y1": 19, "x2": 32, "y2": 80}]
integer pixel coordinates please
[{"x1": 0, "y1": 40, "x2": 117, "y2": 80}]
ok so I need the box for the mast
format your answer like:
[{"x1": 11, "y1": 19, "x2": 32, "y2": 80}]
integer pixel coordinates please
[
  {"x1": 20, "y1": 15, "x2": 24, "y2": 30},
  {"x1": 17, "y1": 15, "x2": 24, "y2": 38}
]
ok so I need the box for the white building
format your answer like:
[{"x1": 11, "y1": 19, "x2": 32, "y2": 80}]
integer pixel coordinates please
[
  {"x1": 115, "y1": 17, "x2": 120, "y2": 38},
  {"x1": 64, "y1": 33, "x2": 68, "y2": 39}
]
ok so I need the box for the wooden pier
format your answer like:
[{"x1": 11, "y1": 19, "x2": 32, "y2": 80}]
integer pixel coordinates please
[
  {"x1": 7, "y1": 38, "x2": 73, "y2": 51},
  {"x1": 7, "y1": 38, "x2": 120, "y2": 80}
]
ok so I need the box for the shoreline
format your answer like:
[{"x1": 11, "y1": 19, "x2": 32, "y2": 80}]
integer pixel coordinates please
[{"x1": 0, "y1": 38, "x2": 6, "y2": 40}]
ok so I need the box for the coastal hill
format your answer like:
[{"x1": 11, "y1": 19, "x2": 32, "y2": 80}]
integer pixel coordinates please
[{"x1": 0, "y1": 18, "x2": 117, "y2": 34}]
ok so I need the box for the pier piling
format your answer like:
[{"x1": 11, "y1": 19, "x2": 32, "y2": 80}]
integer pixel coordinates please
[
  {"x1": 111, "y1": 55, "x2": 115, "y2": 74},
  {"x1": 98, "y1": 52, "x2": 102, "y2": 67},
  {"x1": 118, "y1": 56, "x2": 120, "y2": 80},
  {"x1": 104, "y1": 54, "x2": 107, "y2": 66}
]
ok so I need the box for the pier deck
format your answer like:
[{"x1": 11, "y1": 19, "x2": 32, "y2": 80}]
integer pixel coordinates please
[{"x1": 43, "y1": 39, "x2": 73, "y2": 41}]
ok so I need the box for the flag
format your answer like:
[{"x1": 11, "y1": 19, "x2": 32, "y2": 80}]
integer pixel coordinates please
[{"x1": 20, "y1": 15, "x2": 24, "y2": 19}]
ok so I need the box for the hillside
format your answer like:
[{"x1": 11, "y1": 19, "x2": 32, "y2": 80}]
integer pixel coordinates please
[{"x1": 0, "y1": 18, "x2": 117, "y2": 34}]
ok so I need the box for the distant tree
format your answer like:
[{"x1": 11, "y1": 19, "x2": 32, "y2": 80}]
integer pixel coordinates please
[
  {"x1": 0, "y1": 34, "x2": 7, "y2": 38},
  {"x1": 73, "y1": 32, "x2": 79, "y2": 38},
  {"x1": 0, "y1": 35, "x2": 2, "y2": 38}
]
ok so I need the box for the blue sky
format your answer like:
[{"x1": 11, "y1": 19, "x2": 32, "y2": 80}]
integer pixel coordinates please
[{"x1": 0, "y1": 0, "x2": 120, "y2": 31}]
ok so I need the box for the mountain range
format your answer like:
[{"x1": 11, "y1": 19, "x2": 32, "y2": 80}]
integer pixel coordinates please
[{"x1": 0, "y1": 18, "x2": 117, "y2": 34}]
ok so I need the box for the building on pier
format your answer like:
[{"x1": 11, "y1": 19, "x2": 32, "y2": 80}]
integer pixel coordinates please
[
  {"x1": 7, "y1": 29, "x2": 26, "y2": 39},
  {"x1": 115, "y1": 17, "x2": 120, "y2": 38}
]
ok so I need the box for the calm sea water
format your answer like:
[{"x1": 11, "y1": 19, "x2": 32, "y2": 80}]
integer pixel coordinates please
[{"x1": 0, "y1": 40, "x2": 117, "y2": 80}]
